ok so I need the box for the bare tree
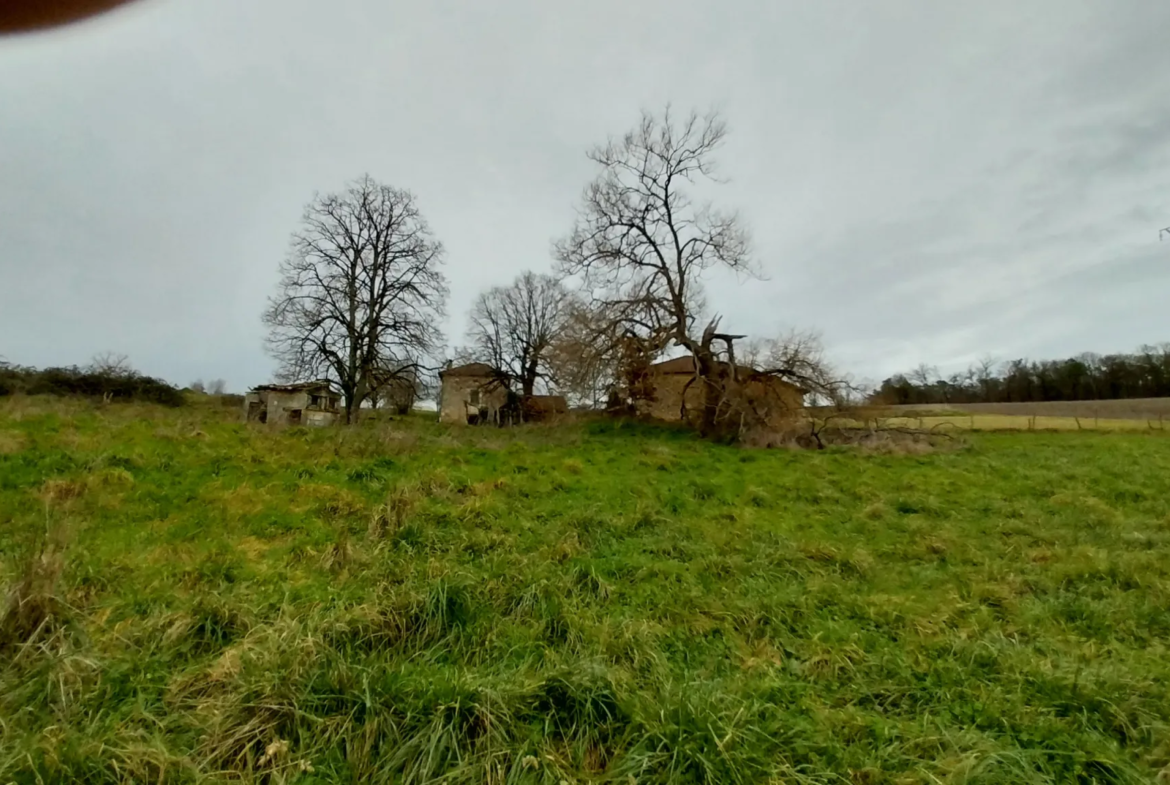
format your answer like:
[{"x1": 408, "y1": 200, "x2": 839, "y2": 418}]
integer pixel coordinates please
[
  {"x1": 189, "y1": 379, "x2": 206, "y2": 393},
  {"x1": 88, "y1": 352, "x2": 133, "y2": 378},
  {"x1": 263, "y1": 176, "x2": 448, "y2": 423},
  {"x1": 555, "y1": 106, "x2": 754, "y2": 433},
  {"x1": 465, "y1": 271, "x2": 572, "y2": 396},
  {"x1": 973, "y1": 355, "x2": 997, "y2": 402},
  {"x1": 545, "y1": 302, "x2": 623, "y2": 409},
  {"x1": 367, "y1": 359, "x2": 422, "y2": 414},
  {"x1": 208, "y1": 378, "x2": 227, "y2": 395},
  {"x1": 908, "y1": 363, "x2": 938, "y2": 389}
]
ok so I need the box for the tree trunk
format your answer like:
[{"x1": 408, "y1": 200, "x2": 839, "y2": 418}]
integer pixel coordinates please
[
  {"x1": 695, "y1": 350, "x2": 720, "y2": 436},
  {"x1": 521, "y1": 361, "x2": 538, "y2": 397},
  {"x1": 343, "y1": 381, "x2": 361, "y2": 425}
]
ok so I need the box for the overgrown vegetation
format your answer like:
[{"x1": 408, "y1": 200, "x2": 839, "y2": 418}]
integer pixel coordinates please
[
  {"x1": 0, "y1": 361, "x2": 185, "y2": 406},
  {"x1": 2, "y1": 396, "x2": 1169, "y2": 783}
]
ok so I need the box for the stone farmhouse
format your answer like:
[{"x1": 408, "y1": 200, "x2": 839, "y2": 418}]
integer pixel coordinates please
[
  {"x1": 437, "y1": 362, "x2": 568, "y2": 425},
  {"x1": 637, "y1": 356, "x2": 805, "y2": 425},
  {"x1": 437, "y1": 363, "x2": 510, "y2": 424},
  {"x1": 244, "y1": 380, "x2": 341, "y2": 427}
]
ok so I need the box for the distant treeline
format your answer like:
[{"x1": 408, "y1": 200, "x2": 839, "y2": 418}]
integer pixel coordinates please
[
  {"x1": 0, "y1": 362, "x2": 185, "y2": 406},
  {"x1": 874, "y1": 344, "x2": 1170, "y2": 406}
]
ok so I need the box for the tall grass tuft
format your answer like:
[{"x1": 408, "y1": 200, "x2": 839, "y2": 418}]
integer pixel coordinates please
[
  {"x1": 369, "y1": 482, "x2": 421, "y2": 540},
  {"x1": 0, "y1": 523, "x2": 70, "y2": 655}
]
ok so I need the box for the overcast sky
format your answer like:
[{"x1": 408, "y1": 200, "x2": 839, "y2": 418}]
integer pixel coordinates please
[{"x1": 1, "y1": 0, "x2": 1167, "y2": 391}]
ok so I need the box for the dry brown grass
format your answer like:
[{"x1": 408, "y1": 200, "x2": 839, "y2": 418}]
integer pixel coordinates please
[
  {"x1": 0, "y1": 529, "x2": 70, "y2": 654},
  {"x1": 884, "y1": 398, "x2": 1170, "y2": 422},
  {"x1": 743, "y1": 418, "x2": 949, "y2": 452},
  {"x1": 320, "y1": 527, "x2": 358, "y2": 574},
  {"x1": 923, "y1": 414, "x2": 1158, "y2": 432},
  {"x1": 831, "y1": 404, "x2": 1170, "y2": 433},
  {"x1": 37, "y1": 478, "x2": 86, "y2": 507},
  {"x1": 0, "y1": 429, "x2": 26, "y2": 454},
  {"x1": 368, "y1": 483, "x2": 421, "y2": 540},
  {"x1": 296, "y1": 484, "x2": 367, "y2": 518},
  {"x1": 0, "y1": 394, "x2": 90, "y2": 421}
]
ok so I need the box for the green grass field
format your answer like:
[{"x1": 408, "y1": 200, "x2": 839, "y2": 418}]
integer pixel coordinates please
[{"x1": 2, "y1": 396, "x2": 1170, "y2": 784}]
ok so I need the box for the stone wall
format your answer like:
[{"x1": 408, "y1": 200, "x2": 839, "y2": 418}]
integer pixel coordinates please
[
  {"x1": 266, "y1": 390, "x2": 311, "y2": 425},
  {"x1": 636, "y1": 373, "x2": 699, "y2": 422},
  {"x1": 438, "y1": 377, "x2": 508, "y2": 424},
  {"x1": 305, "y1": 410, "x2": 337, "y2": 427},
  {"x1": 638, "y1": 373, "x2": 803, "y2": 425},
  {"x1": 742, "y1": 377, "x2": 805, "y2": 426}
]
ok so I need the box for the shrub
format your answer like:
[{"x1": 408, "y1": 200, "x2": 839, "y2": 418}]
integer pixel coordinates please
[{"x1": 0, "y1": 364, "x2": 185, "y2": 406}]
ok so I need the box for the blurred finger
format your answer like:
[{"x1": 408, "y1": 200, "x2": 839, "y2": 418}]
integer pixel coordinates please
[{"x1": 0, "y1": 0, "x2": 141, "y2": 34}]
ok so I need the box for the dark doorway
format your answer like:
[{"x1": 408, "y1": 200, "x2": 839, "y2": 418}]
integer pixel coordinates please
[{"x1": 288, "y1": 409, "x2": 303, "y2": 425}]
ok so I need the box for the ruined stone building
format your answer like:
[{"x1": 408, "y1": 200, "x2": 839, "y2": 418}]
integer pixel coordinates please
[
  {"x1": 437, "y1": 363, "x2": 509, "y2": 424},
  {"x1": 244, "y1": 381, "x2": 341, "y2": 427},
  {"x1": 437, "y1": 363, "x2": 569, "y2": 425},
  {"x1": 637, "y1": 356, "x2": 805, "y2": 425}
]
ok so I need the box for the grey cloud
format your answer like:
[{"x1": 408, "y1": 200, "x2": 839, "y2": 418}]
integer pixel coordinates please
[{"x1": 0, "y1": 0, "x2": 1166, "y2": 392}]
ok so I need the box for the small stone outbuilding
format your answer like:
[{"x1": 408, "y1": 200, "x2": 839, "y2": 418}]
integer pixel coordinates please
[
  {"x1": 244, "y1": 381, "x2": 341, "y2": 427},
  {"x1": 637, "y1": 356, "x2": 805, "y2": 425},
  {"x1": 437, "y1": 363, "x2": 510, "y2": 424}
]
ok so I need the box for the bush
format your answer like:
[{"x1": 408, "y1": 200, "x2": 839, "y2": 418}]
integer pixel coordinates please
[
  {"x1": 0, "y1": 363, "x2": 185, "y2": 406},
  {"x1": 0, "y1": 362, "x2": 22, "y2": 397}
]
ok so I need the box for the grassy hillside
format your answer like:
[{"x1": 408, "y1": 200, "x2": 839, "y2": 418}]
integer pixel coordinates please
[{"x1": 2, "y1": 396, "x2": 1170, "y2": 783}]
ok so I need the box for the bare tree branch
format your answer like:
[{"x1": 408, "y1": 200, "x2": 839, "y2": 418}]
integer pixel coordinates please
[{"x1": 88, "y1": 352, "x2": 134, "y2": 378}]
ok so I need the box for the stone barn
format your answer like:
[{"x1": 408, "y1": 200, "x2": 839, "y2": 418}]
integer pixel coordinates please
[
  {"x1": 244, "y1": 380, "x2": 341, "y2": 427},
  {"x1": 437, "y1": 363, "x2": 510, "y2": 424},
  {"x1": 637, "y1": 356, "x2": 805, "y2": 425}
]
